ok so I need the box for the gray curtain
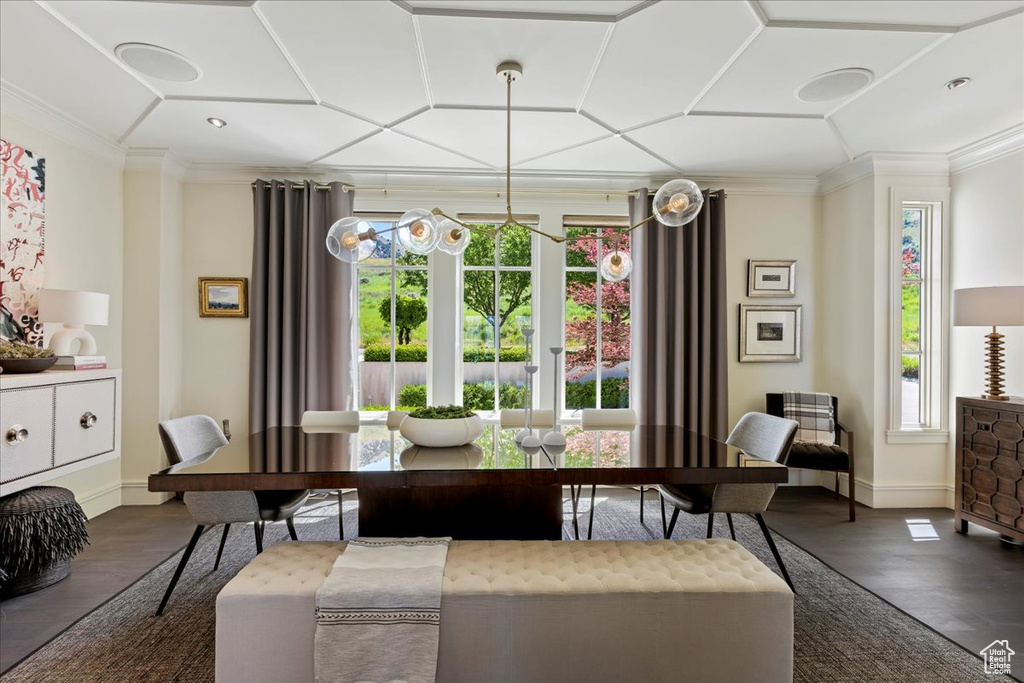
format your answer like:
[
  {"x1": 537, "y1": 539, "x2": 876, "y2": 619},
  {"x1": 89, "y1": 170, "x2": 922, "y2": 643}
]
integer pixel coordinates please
[
  {"x1": 249, "y1": 180, "x2": 358, "y2": 433},
  {"x1": 629, "y1": 188, "x2": 728, "y2": 439}
]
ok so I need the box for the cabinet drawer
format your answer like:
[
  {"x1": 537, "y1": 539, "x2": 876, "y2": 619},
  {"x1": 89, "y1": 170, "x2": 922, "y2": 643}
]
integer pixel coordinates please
[
  {"x1": 54, "y1": 379, "x2": 116, "y2": 466},
  {"x1": 0, "y1": 386, "x2": 55, "y2": 484}
]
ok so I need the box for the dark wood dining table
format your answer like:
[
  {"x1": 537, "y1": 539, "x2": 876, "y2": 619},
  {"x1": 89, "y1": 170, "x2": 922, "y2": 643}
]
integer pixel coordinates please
[{"x1": 148, "y1": 424, "x2": 787, "y2": 540}]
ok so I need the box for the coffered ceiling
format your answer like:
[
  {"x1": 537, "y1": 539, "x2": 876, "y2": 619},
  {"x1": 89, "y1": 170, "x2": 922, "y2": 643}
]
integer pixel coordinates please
[{"x1": 1, "y1": 0, "x2": 1021, "y2": 178}]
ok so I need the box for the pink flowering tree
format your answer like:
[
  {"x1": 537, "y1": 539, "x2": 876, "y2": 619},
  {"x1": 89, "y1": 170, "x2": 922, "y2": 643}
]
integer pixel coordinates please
[{"x1": 565, "y1": 230, "x2": 631, "y2": 380}]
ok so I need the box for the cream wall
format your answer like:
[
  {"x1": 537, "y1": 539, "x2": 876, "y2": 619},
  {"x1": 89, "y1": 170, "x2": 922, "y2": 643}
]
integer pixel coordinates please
[
  {"x1": 0, "y1": 111, "x2": 124, "y2": 517},
  {"x1": 949, "y1": 150, "x2": 1024, "y2": 487}
]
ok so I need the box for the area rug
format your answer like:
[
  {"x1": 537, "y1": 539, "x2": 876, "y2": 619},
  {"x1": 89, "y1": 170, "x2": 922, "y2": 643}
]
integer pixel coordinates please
[{"x1": 1, "y1": 493, "x2": 1013, "y2": 683}]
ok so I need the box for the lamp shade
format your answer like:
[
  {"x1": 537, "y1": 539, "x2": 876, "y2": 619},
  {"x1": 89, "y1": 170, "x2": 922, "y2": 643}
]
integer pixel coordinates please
[
  {"x1": 953, "y1": 286, "x2": 1024, "y2": 327},
  {"x1": 38, "y1": 289, "x2": 109, "y2": 326}
]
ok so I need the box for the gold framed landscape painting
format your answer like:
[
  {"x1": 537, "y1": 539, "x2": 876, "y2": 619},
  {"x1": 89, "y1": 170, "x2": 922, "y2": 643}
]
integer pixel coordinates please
[{"x1": 199, "y1": 277, "x2": 248, "y2": 318}]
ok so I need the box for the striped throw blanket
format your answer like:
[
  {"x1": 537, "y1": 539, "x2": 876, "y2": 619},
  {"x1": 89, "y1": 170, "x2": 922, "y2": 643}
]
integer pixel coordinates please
[
  {"x1": 782, "y1": 391, "x2": 836, "y2": 445},
  {"x1": 315, "y1": 537, "x2": 451, "y2": 683}
]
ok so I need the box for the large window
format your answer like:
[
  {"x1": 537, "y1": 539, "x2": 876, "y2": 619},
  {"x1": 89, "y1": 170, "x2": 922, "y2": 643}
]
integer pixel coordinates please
[
  {"x1": 890, "y1": 192, "x2": 947, "y2": 438},
  {"x1": 356, "y1": 218, "x2": 428, "y2": 412},
  {"x1": 461, "y1": 222, "x2": 533, "y2": 413},
  {"x1": 564, "y1": 220, "x2": 631, "y2": 412}
]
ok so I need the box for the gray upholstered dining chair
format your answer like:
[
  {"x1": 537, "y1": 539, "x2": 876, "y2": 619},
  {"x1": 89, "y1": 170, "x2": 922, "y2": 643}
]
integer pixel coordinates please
[
  {"x1": 659, "y1": 412, "x2": 798, "y2": 590},
  {"x1": 156, "y1": 415, "x2": 309, "y2": 616}
]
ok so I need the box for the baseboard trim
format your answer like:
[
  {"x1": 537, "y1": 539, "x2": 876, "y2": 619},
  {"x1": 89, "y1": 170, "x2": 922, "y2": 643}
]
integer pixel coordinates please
[
  {"x1": 814, "y1": 471, "x2": 954, "y2": 509},
  {"x1": 77, "y1": 481, "x2": 122, "y2": 519},
  {"x1": 121, "y1": 480, "x2": 172, "y2": 506}
]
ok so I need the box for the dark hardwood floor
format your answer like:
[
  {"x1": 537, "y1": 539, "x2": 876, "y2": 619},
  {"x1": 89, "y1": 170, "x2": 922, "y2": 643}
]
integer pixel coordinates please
[
  {"x1": 1, "y1": 488, "x2": 1021, "y2": 676},
  {"x1": 764, "y1": 487, "x2": 1024, "y2": 661}
]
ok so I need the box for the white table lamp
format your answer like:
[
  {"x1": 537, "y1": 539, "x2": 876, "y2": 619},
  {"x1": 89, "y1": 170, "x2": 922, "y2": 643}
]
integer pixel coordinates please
[
  {"x1": 38, "y1": 289, "x2": 109, "y2": 356},
  {"x1": 953, "y1": 285, "x2": 1024, "y2": 400}
]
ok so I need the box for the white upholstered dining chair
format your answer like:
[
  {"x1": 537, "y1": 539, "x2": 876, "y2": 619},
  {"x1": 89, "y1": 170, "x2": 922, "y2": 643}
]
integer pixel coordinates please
[
  {"x1": 571, "y1": 409, "x2": 640, "y2": 539},
  {"x1": 300, "y1": 410, "x2": 359, "y2": 539}
]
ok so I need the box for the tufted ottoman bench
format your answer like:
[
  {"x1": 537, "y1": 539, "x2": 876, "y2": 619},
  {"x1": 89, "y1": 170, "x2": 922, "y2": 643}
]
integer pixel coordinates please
[{"x1": 216, "y1": 540, "x2": 793, "y2": 682}]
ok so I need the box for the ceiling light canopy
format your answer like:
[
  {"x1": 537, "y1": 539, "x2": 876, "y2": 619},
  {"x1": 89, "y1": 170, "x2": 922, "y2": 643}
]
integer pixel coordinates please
[
  {"x1": 115, "y1": 43, "x2": 200, "y2": 83},
  {"x1": 945, "y1": 77, "x2": 971, "y2": 90},
  {"x1": 326, "y1": 61, "x2": 705, "y2": 279},
  {"x1": 796, "y1": 68, "x2": 873, "y2": 103},
  {"x1": 207, "y1": 117, "x2": 227, "y2": 129}
]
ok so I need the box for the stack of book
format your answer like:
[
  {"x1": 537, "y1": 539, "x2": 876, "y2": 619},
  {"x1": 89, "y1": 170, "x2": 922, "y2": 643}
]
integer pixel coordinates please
[{"x1": 54, "y1": 355, "x2": 107, "y2": 370}]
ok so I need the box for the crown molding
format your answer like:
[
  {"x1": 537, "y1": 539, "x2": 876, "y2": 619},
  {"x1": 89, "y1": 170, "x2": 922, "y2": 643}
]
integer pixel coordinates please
[
  {"x1": 819, "y1": 152, "x2": 948, "y2": 195},
  {"x1": 0, "y1": 80, "x2": 125, "y2": 168},
  {"x1": 124, "y1": 148, "x2": 187, "y2": 180},
  {"x1": 948, "y1": 124, "x2": 1024, "y2": 175}
]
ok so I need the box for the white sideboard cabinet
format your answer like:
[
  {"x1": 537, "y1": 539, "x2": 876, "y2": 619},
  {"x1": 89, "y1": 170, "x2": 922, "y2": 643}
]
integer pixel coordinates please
[{"x1": 0, "y1": 369, "x2": 121, "y2": 497}]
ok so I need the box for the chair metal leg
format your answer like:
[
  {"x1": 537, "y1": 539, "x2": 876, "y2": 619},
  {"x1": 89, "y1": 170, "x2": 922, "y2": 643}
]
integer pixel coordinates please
[
  {"x1": 570, "y1": 485, "x2": 581, "y2": 540},
  {"x1": 665, "y1": 508, "x2": 680, "y2": 539},
  {"x1": 706, "y1": 512, "x2": 715, "y2": 539},
  {"x1": 834, "y1": 471, "x2": 840, "y2": 500},
  {"x1": 337, "y1": 490, "x2": 345, "y2": 540},
  {"x1": 587, "y1": 485, "x2": 596, "y2": 540},
  {"x1": 213, "y1": 524, "x2": 230, "y2": 571},
  {"x1": 254, "y1": 521, "x2": 264, "y2": 554},
  {"x1": 639, "y1": 486, "x2": 644, "y2": 523},
  {"x1": 157, "y1": 524, "x2": 204, "y2": 616},
  {"x1": 286, "y1": 516, "x2": 298, "y2": 541},
  {"x1": 660, "y1": 492, "x2": 668, "y2": 539},
  {"x1": 726, "y1": 513, "x2": 736, "y2": 541},
  {"x1": 754, "y1": 513, "x2": 794, "y2": 592}
]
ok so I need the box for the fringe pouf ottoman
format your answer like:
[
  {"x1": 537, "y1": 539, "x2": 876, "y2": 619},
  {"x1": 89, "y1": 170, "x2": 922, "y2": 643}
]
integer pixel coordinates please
[{"x1": 0, "y1": 486, "x2": 89, "y2": 597}]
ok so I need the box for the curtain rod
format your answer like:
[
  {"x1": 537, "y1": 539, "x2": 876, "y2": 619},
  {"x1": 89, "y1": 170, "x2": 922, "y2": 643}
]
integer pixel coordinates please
[{"x1": 249, "y1": 183, "x2": 724, "y2": 199}]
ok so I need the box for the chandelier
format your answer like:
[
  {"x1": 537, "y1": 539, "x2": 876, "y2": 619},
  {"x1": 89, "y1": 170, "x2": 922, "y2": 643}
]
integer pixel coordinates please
[{"x1": 326, "y1": 61, "x2": 704, "y2": 281}]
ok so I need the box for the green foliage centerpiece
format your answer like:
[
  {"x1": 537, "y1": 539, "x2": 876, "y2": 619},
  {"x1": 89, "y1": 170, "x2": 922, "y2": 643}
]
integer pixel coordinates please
[
  {"x1": 0, "y1": 340, "x2": 57, "y2": 374},
  {"x1": 399, "y1": 404, "x2": 483, "y2": 448}
]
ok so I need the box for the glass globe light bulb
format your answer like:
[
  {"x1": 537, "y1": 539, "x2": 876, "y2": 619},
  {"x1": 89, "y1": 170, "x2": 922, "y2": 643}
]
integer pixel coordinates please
[
  {"x1": 436, "y1": 218, "x2": 470, "y2": 255},
  {"x1": 652, "y1": 178, "x2": 703, "y2": 227},
  {"x1": 600, "y1": 250, "x2": 632, "y2": 282},
  {"x1": 326, "y1": 217, "x2": 378, "y2": 263},
  {"x1": 397, "y1": 208, "x2": 441, "y2": 255},
  {"x1": 521, "y1": 434, "x2": 542, "y2": 455}
]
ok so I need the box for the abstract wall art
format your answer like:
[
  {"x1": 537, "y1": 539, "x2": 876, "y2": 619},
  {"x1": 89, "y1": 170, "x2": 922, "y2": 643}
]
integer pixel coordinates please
[{"x1": 1, "y1": 139, "x2": 46, "y2": 347}]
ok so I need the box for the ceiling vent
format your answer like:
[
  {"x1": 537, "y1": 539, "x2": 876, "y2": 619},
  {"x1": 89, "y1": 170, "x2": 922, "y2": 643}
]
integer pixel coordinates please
[
  {"x1": 795, "y1": 68, "x2": 873, "y2": 103},
  {"x1": 115, "y1": 43, "x2": 201, "y2": 82}
]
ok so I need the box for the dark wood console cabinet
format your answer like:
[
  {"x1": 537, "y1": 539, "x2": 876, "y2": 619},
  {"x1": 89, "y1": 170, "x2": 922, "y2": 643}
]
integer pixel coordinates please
[{"x1": 955, "y1": 396, "x2": 1024, "y2": 540}]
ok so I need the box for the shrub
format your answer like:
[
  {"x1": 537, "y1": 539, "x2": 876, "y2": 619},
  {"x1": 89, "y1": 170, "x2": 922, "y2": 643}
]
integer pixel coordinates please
[
  {"x1": 564, "y1": 378, "x2": 629, "y2": 409},
  {"x1": 397, "y1": 384, "x2": 428, "y2": 407},
  {"x1": 364, "y1": 345, "x2": 528, "y2": 363},
  {"x1": 397, "y1": 382, "x2": 528, "y2": 411},
  {"x1": 901, "y1": 356, "x2": 920, "y2": 381}
]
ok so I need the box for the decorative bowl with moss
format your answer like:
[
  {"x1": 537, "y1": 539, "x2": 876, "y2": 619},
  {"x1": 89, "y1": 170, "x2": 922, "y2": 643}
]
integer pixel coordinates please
[
  {"x1": 399, "y1": 405, "x2": 483, "y2": 447},
  {"x1": 0, "y1": 341, "x2": 57, "y2": 374}
]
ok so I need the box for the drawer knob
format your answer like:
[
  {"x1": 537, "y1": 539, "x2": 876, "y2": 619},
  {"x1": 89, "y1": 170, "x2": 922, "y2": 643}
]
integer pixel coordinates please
[
  {"x1": 80, "y1": 412, "x2": 98, "y2": 429},
  {"x1": 5, "y1": 425, "x2": 28, "y2": 445}
]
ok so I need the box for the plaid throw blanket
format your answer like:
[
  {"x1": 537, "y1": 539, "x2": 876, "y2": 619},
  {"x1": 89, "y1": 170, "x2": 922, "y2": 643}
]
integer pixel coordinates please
[
  {"x1": 315, "y1": 537, "x2": 451, "y2": 683},
  {"x1": 782, "y1": 391, "x2": 835, "y2": 445}
]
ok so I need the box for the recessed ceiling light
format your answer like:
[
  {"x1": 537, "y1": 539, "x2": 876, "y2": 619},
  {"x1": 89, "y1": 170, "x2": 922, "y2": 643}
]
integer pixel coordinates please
[
  {"x1": 115, "y1": 42, "x2": 200, "y2": 82},
  {"x1": 945, "y1": 77, "x2": 971, "y2": 90},
  {"x1": 207, "y1": 117, "x2": 227, "y2": 129},
  {"x1": 796, "y1": 68, "x2": 874, "y2": 103}
]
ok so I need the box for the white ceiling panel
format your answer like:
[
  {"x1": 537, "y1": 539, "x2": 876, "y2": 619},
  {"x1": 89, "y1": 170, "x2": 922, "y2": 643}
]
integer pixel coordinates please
[
  {"x1": 831, "y1": 14, "x2": 1024, "y2": 156},
  {"x1": 258, "y1": 1, "x2": 426, "y2": 124},
  {"x1": 761, "y1": 1, "x2": 1024, "y2": 27},
  {"x1": 395, "y1": 109, "x2": 608, "y2": 167},
  {"x1": 405, "y1": 1, "x2": 643, "y2": 16},
  {"x1": 582, "y1": 1, "x2": 761, "y2": 130},
  {"x1": 515, "y1": 135, "x2": 674, "y2": 174},
  {"x1": 417, "y1": 15, "x2": 608, "y2": 108},
  {"x1": 318, "y1": 130, "x2": 491, "y2": 170},
  {"x1": 694, "y1": 26, "x2": 940, "y2": 115},
  {"x1": 45, "y1": 1, "x2": 309, "y2": 100},
  {"x1": 628, "y1": 115, "x2": 848, "y2": 174},
  {"x1": 0, "y1": 1, "x2": 156, "y2": 140},
  {"x1": 123, "y1": 100, "x2": 377, "y2": 165}
]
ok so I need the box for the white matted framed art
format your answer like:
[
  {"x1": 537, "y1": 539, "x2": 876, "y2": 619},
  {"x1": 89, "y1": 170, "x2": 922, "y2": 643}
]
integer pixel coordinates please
[
  {"x1": 739, "y1": 304, "x2": 802, "y2": 362},
  {"x1": 747, "y1": 259, "x2": 796, "y2": 297}
]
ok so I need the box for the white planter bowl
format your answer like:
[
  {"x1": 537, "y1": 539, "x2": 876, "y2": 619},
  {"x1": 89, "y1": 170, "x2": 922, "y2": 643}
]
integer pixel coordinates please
[{"x1": 399, "y1": 415, "x2": 484, "y2": 448}]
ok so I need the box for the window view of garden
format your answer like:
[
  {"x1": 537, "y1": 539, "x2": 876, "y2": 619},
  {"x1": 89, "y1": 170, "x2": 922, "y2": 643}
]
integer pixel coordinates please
[
  {"x1": 565, "y1": 227, "x2": 630, "y2": 411},
  {"x1": 357, "y1": 220, "x2": 429, "y2": 411},
  {"x1": 901, "y1": 207, "x2": 923, "y2": 426}
]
